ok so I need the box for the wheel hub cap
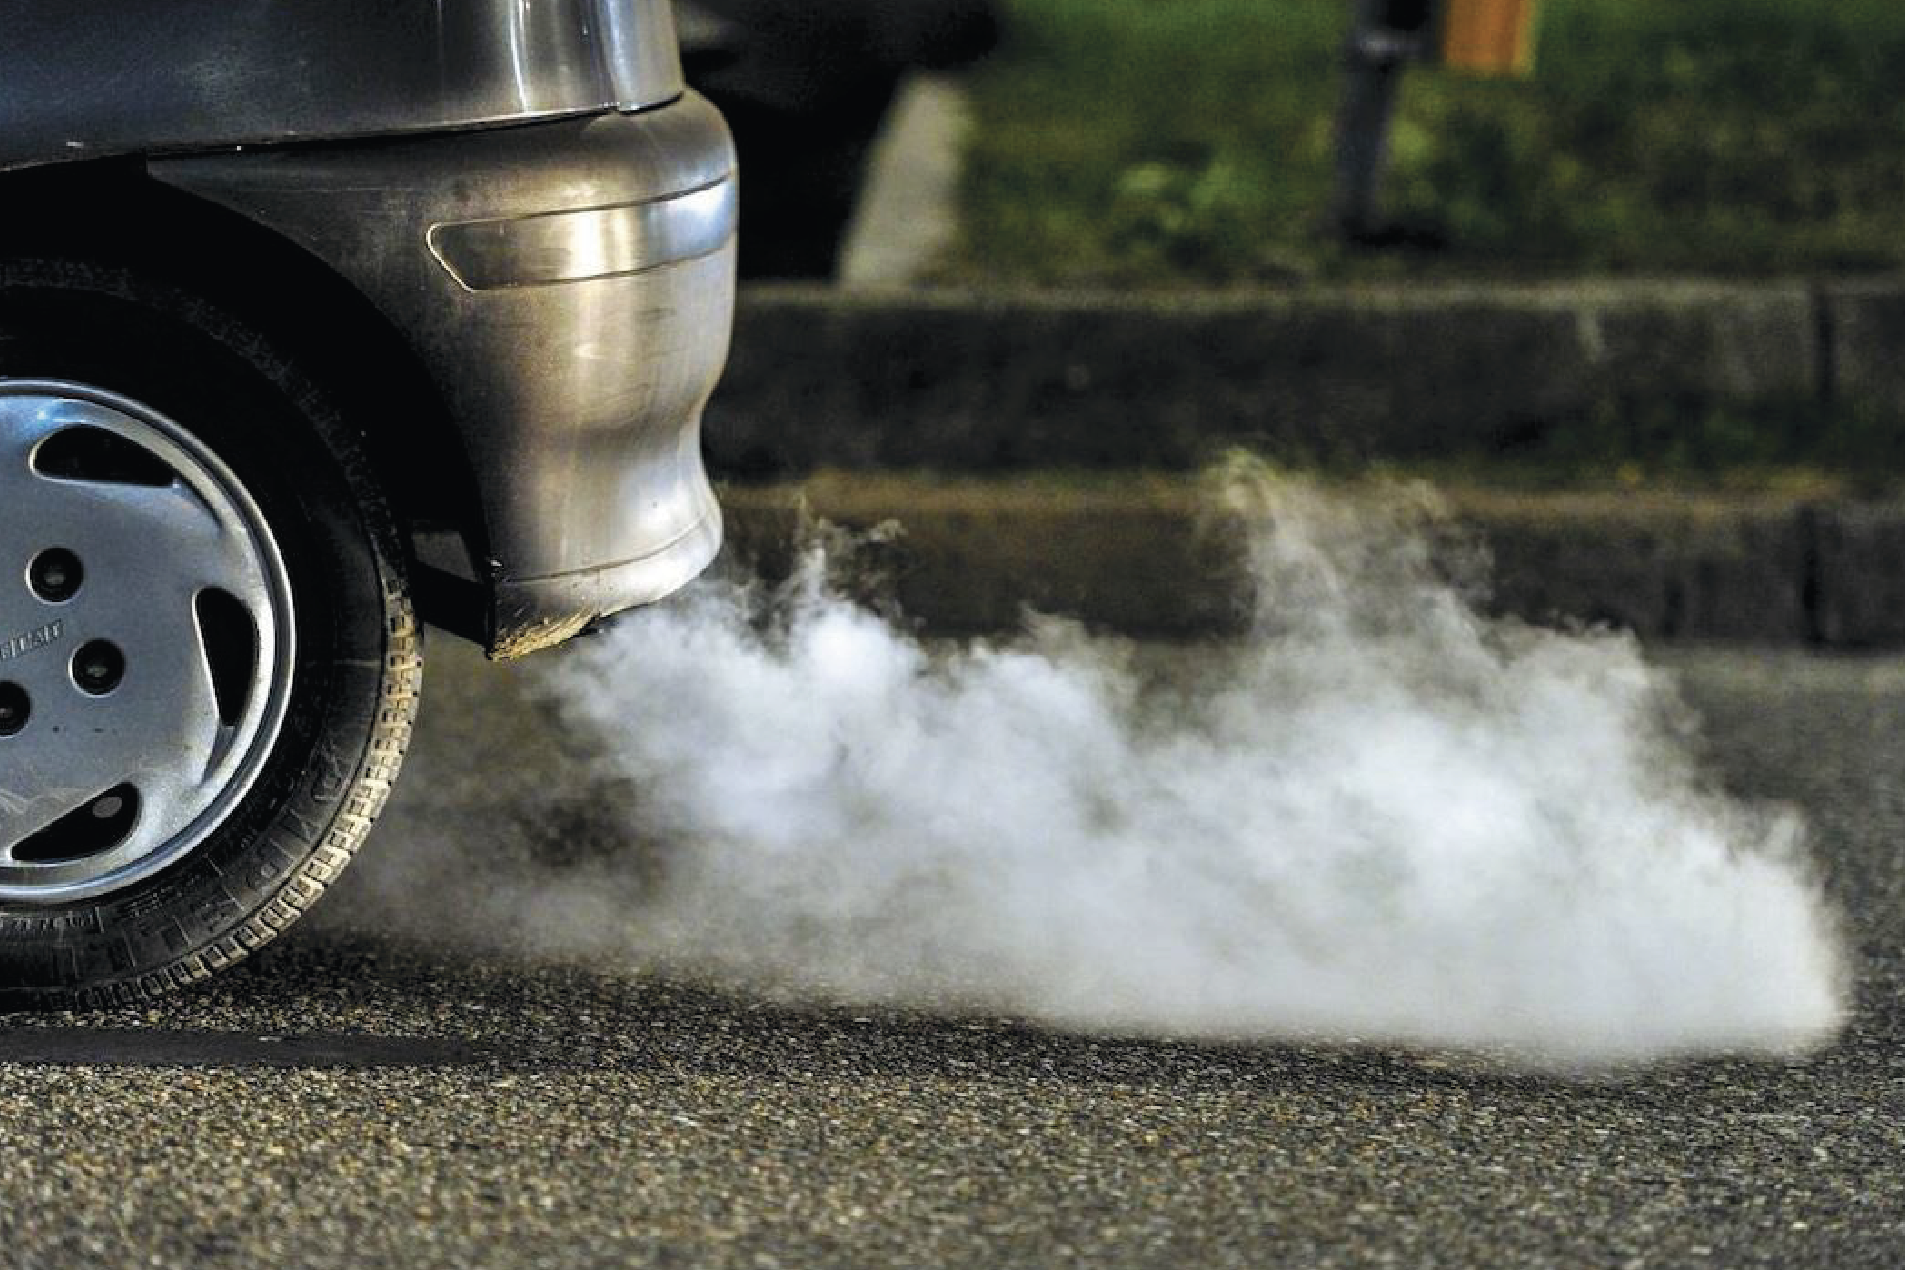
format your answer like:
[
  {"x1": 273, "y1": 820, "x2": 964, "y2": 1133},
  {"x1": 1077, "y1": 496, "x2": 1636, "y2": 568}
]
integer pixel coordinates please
[{"x1": 0, "y1": 381, "x2": 294, "y2": 903}]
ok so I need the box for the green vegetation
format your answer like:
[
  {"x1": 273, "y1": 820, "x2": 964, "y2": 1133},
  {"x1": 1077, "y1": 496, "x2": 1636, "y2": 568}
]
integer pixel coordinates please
[
  {"x1": 948, "y1": 0, "x2": 1905, "y2": 285},
  {"x1": 1477, "y1": 400, "x2": 1905, "y2": 493},
  {"x1": 1400, "y1": 411, "x2": 1905, "y2": 497}
]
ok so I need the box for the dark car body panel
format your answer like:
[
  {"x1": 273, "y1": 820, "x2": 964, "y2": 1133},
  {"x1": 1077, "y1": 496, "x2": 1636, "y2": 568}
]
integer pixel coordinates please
[{"x1": 0, "y1": 0, "x2": 684, "y2": 171}]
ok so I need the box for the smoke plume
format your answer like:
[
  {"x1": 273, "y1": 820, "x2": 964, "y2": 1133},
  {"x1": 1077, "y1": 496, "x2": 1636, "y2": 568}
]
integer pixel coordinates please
[{"x1": 351, "y1": 469, "x2": 1847, "y2": 1069}]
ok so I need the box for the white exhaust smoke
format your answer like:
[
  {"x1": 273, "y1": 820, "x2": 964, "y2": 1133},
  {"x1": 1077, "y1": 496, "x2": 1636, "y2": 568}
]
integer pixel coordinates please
[{"x1": 366, "y1": 469, "x2": 1849, "y2": 1069}]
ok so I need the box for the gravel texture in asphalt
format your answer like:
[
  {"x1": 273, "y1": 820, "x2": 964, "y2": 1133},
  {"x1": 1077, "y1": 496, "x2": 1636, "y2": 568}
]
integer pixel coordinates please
[{"x1": 1, "y1": 645, "x2": 1902, "y2": 1268}]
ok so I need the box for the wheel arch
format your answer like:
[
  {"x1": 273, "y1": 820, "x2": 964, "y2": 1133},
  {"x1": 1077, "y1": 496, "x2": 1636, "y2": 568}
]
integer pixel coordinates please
[{"x1": 0, "y1": 158, "x2": 491, "y2": 640}]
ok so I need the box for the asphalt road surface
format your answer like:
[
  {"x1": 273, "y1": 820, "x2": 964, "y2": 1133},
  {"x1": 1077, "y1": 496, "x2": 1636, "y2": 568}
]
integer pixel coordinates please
[{"x1": 2, "y1": 644, "x2": 1903, "y2": 1268}]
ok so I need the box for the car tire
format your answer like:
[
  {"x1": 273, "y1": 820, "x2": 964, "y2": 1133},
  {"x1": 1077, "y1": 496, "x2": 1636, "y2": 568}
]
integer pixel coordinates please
[{"x1": 0, "y1": 258, "x2": 420, "y2": 1008}]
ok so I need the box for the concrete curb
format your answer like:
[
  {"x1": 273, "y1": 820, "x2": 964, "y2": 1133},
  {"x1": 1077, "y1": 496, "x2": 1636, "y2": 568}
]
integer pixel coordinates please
[
  {"x1": 706, "y1": 280, "x2": 1905, "y2": 472},
  {"x1": 836, "y1": 73, "x2": 970, "y2": 287},
  {"x1": 720, "y1": 479, "x2": 1905, "y2": 646}
]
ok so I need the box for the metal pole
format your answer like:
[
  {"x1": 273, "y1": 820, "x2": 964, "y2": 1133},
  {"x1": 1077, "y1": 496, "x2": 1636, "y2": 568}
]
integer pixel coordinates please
[{"x1": 1331, "y1": 0, "x2": 1434, "y2": 240}]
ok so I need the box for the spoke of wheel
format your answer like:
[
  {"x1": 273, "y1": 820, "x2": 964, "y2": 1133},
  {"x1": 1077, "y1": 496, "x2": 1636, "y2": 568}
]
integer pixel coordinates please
[{"x1": 0, "y1": 583, "x2": 221, "y2": 862}]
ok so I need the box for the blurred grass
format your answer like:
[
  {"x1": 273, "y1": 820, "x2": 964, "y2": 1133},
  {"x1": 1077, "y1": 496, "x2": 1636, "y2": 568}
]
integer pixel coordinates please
[
  {"x1": 1410, "y1": 401, "x2": 1905, "y2": 496},
  {"x1": 946, "y1": 0, "x2": 1905, "y2": 285}
]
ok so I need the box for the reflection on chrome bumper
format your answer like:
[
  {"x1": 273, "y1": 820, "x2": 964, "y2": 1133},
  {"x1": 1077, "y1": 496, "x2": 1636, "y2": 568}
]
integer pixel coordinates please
[{"x1": 428, "y1": 177, "x2": 736, "y2": 290}]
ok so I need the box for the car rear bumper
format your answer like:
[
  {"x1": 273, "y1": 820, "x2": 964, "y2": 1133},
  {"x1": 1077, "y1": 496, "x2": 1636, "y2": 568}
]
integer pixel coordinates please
[{"x1": 151, "y1": 94, "x2": 737, "y2": 657}]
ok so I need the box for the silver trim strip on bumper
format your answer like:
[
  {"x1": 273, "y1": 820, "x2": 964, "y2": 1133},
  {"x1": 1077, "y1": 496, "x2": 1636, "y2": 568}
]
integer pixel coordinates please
[{"x1": 427, "y1": 176, "x2": 737, "y2": 291}]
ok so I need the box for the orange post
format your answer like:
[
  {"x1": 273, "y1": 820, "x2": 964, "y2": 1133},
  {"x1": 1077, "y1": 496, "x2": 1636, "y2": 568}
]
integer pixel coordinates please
[{"x1": 1439, "y1": 0, "x2": 1540, "y2": 77}]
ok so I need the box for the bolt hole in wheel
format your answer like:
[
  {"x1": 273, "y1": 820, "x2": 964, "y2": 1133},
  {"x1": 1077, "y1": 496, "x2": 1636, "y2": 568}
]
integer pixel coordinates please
[
  {"x1": 28, "y1": 547, "x2": 82, "y2": 602},
  {"x1": 0, "y1": 383, "x2": 294, "y2": 900},
  {"x1": 70, "y1": 639, "x2": 124, "y2": 696}
]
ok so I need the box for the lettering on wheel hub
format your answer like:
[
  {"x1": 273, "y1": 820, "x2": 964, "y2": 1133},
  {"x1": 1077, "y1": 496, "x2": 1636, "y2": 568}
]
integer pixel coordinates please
[{"x1": 0, "y1": 620, "x2": 66, "y2": 662}]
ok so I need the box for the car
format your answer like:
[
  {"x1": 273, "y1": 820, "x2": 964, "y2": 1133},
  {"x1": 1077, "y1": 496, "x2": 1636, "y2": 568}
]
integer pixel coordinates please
[{"x1": 0, "y1": 0, "x2": 737, "y2": 1006}]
